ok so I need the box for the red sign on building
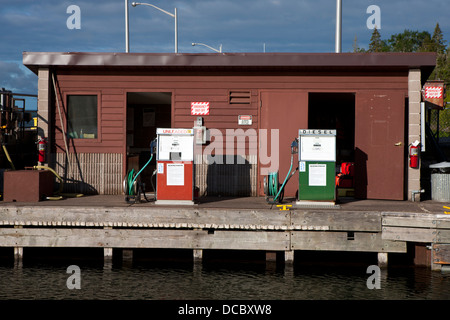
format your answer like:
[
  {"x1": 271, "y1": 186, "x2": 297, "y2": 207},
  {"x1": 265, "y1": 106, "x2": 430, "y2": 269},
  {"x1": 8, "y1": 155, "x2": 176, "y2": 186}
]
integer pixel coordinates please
[
  {"x1": 191, "y1": 102, "x2": 210, "y2": 115},
  {"x1": 424, "y1": 86, "x2": 443, "y2": 99},
  {"x1": 423, "y1": 81, "x2": 446, "y2": 109}
]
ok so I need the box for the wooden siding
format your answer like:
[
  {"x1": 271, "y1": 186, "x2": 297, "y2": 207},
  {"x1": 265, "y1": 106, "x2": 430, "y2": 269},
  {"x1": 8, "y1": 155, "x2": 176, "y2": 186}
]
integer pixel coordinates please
[
  {"x1": 54, "y1": 153, "x2": 122, "y2": 195},
  {"x1": 52, "y1": 71, "x2": 408, "y2": 153},
  {"x1": 50, "y1": 70, "x2": 409, "y2": 196},
  {"x1": 52, "y1": 84, "x2": 125, "y2": 154}
]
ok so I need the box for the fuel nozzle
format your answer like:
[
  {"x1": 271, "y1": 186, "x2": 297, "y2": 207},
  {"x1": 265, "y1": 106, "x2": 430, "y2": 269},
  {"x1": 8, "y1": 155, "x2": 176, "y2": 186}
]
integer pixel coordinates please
[
  {"x1": 291, "y1": 138, "x2": 298, "y2": 154},
  {"x1": 150, "y1": 138, "x2": 157, "y2": 156}
]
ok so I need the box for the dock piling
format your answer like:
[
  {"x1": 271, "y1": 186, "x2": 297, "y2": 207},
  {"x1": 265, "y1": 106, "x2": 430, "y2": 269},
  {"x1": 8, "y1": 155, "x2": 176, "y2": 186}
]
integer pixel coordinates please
[
  {"x1": 104, "y1": 248, "x2": 113, "y2": 261},
  {"x1": 377, "y1": 252, "x2": 388, "y2": 268},
  {"x1": 193, "y1": 249, "x2": 203, "y2": 262},
  {"x1": 266, "y1": 251, "x2": 277, "y2": 262},
  {"x1": 122, "y1": 249, "x2": 133, "y2": 266},
  {"x1": 14, "y1": 247, "x2": 23, "y2": 267},
  {"x1": 285, "y1": 250, "x2": 294, "y2": 264}
]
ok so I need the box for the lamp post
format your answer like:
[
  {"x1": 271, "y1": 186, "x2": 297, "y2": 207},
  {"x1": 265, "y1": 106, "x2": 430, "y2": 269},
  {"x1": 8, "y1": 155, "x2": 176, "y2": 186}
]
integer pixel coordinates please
[
  {"x1": 125, "y1": 0, "x2": 130, "y2": 52},
  {"x1": 192, "y1": 43, "x2": 222, "y2": 53},
  {"x1": 335, "y1": 0, "x2": 342, "y2": 53},
  {"x1": 131, "y1": 2, "x2": 178, "y2": 53}
]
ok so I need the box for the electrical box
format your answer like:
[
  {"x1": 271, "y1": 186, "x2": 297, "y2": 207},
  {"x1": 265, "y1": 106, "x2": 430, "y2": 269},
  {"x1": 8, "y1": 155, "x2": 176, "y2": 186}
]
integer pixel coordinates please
[
  {"x1": 297, "y1": 129, "x2": 336, "y2": 204},
  {"x1": 156, "y1": 128, "x2": 194, "y2": 205}
]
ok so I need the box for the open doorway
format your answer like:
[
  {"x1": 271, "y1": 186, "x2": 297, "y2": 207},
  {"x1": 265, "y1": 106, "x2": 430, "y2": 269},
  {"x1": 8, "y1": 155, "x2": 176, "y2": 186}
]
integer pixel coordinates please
[
  {"x1": 126, "y1": 92, "x2": 171, "y2": 193},
  {"x1": 308, "y1": 93, "x2": 356, "y2": 197}
]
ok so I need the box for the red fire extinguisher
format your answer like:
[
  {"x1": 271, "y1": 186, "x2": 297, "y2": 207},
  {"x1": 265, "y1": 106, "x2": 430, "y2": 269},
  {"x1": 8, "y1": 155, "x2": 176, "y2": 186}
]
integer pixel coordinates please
[
  {"x1": 409, "y1": 141, "x2": 420, "y2": 168},
  {"x1": 38, "y1": 137, "x2": 47, "y2": 163}
]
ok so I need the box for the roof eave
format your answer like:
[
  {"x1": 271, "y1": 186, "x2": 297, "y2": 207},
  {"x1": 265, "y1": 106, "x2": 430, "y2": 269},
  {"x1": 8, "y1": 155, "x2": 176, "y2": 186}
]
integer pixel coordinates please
[{"x1": 23, "y1": 51, "x2": 437, "y2": 75}]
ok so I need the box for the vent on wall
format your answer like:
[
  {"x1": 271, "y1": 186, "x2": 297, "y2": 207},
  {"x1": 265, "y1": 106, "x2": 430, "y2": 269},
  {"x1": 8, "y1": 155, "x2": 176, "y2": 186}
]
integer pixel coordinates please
[{"x1": 229, "y1": 91, "x2": 251, "y2": 104}]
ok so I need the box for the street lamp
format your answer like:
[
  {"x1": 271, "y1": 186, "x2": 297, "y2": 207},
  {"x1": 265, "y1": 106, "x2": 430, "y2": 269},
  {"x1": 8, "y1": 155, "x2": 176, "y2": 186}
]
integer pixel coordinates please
[
  {"x1": 125, "y1": 0, "x2": 129, "y2": 52},
  {"x1": 131, "y1": 2, "x2": 178, "y2": 53},
  {"x1": 192, "y1": 43, "x2": 222, "y2": 53},
  {"x1": 335, "y1": 0, "x2": 342, "y2": 53}
]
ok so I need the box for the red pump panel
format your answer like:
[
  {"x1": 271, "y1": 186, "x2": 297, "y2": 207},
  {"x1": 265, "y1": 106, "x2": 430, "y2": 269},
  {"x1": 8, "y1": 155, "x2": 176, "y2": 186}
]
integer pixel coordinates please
[{"x1": 156, "y1": 161, "x2": 193, "y2": 201}]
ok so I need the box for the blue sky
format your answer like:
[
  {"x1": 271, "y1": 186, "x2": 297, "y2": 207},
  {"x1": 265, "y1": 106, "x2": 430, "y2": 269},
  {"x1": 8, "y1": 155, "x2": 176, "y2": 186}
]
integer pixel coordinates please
[{"x1": 1, "y1": 0, "x2": 449, "y2": 107}]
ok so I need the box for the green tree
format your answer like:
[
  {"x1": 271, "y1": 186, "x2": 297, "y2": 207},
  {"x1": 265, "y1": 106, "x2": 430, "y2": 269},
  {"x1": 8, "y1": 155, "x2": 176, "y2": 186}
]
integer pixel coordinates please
[
  {"x1": 352, "y1": 35, "x2": 366, "y2": 53},
  {"x1": 362, "y1": 23, "x2": 449, "y2": 89},
  {"x1": 420, "y1": 23, "x2": 446, "y2": 53},
  {"x1": 438, "y1": 44, "x2": 450, "y2": 81},
  {"x1": 388, "y1": 30, "x2": 431, "y2": 52},
  {"x1": 368, "y1": 28, "x2": 388, "y2": 52},
  {"x1": 427, "y1": 23, "x2": 448, "y2": 82},
  {"x1": 431, "y1": 23, "x2": 447, "y2": 53},
  {"x1": 427, "y1": 25, "x2": 449, "y2": 81}
]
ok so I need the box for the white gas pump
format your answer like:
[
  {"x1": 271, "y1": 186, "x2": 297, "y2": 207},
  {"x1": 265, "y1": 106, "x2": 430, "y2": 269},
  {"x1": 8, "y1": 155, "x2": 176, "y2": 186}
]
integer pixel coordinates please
[{"x1": 156, "y1": 128, "x2": 195, "y2": 205}]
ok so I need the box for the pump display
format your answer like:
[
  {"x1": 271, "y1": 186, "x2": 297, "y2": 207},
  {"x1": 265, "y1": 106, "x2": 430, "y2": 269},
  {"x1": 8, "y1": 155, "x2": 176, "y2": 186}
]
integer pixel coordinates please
[
  {"x1": 297, "y1": 129, "x2": 336, "y2": 204},
  {"x1": 155, "y1": 128, "x2": 194, "y2": 205}
]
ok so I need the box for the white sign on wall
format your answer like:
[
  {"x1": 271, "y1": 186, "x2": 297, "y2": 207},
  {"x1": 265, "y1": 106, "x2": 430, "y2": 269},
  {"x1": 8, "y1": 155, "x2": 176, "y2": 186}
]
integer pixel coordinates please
[
  {"x1": 308, "y1": 164, "x2": 327, "y2": 186},
  {"x1": 238, "y1": 115, "x2": 252, "y2": 125},
  {"x1": 167, "y1": 163, "x2": 185, "y2": 186},
  {"x1": 191, "y1": 102, "x2": 210, "y2": 115}
]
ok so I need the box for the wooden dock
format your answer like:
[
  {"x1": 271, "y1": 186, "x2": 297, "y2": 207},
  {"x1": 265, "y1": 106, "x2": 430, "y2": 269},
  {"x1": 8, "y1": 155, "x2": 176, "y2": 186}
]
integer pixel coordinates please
[{"x1": 1, "y1": 196, "x2": 449, "y2": 270}]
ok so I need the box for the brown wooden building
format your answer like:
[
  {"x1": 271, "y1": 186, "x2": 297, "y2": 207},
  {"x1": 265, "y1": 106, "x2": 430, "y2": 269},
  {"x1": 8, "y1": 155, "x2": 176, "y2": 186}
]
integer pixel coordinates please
[{"x1": 23, "y1": 52, "x2": 436, "y2": 200}]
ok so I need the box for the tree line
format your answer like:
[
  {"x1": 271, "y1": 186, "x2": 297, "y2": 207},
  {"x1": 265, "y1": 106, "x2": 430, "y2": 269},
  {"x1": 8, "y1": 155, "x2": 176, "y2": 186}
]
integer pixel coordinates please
[{"x1": 353, "y1": 23, "x2": 450, "y2": 86}]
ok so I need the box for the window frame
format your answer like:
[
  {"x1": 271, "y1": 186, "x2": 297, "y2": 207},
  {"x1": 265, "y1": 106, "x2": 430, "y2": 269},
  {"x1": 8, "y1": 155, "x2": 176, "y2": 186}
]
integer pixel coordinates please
[{"x1": 64, "y1": 91, "x2": 102, "y2": 144}]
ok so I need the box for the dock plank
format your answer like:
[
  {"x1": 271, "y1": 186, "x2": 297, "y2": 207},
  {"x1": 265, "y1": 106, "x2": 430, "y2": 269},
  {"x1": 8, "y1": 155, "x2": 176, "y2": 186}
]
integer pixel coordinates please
[
  {"x1": 382, "y1": 213, "x2": 437, "y2": 228},
  {"x1": 433, "y1": 244, "x2": 450, "y2": 264},
  {"x1": 0, "y1": 228, "x2": 289, "y2": 251},
  {"x1": 291, "y1": 231, "x2": 406, "y2": 252},
  {"x1": 0, "y1": 206, "x2": 290, "y2": 230},
  {"x1": 197, "y1": 230, "x2": 289, "y2": 250},
  {"x1": 382, "y1": 226, "x2": 436, "y2": 243},
  {"x1": 435, "y1": 230, "x2": 450, "y2": 243},
  {"x1": 2, "y1": 201, "x2": 449, "y2": 261},
  {"x1": 291, "y1": 211, "x2": 381, "y2": 232}
]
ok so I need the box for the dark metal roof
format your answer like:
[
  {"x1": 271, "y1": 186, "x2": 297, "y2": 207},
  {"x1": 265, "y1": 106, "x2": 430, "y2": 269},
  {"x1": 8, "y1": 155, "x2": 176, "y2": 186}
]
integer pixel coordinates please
[{"x1": 23, "y1": 51, "x2": 436, "y2": 75}]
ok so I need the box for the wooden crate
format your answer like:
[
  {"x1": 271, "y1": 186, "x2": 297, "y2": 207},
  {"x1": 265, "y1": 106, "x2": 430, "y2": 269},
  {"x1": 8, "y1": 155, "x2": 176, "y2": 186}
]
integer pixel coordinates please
[{"x1": 3, "y1": 170, "x2": 54, "y2": 202}]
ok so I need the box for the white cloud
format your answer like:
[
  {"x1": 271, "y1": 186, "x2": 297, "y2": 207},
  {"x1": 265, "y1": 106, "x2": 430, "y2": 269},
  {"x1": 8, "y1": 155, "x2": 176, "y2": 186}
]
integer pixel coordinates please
[{"x1": 0, "y1": 61, "x2": 37, "y2": 94}]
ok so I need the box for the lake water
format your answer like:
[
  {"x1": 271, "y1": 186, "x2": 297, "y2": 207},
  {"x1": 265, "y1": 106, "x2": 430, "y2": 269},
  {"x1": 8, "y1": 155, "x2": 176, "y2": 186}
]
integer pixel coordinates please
[{"x1": 1, "y1": 248, "x2": 449, "y2": 304}]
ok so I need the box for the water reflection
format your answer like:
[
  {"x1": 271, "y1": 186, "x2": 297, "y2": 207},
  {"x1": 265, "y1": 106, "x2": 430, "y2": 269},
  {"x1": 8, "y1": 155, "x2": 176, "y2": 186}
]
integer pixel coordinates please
[{"x1": 1, "y1": 251, "x2": 450, "y2": 300}]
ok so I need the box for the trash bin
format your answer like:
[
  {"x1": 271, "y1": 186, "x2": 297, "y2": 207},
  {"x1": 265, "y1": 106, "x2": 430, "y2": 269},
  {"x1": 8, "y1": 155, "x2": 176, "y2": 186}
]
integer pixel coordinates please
[{"x1": 430, "y1": 162, "x2": 450, "y2": 202}]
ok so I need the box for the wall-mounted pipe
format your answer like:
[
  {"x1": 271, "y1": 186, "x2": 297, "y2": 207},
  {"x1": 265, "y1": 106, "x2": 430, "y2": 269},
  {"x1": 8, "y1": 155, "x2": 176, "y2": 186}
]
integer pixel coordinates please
[{"x1": 411, "y1": 189, "x2": 425, "y2": 202}]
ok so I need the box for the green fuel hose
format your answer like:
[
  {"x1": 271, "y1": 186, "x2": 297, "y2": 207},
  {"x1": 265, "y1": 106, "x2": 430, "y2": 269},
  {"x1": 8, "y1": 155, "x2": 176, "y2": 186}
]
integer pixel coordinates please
[
  {"x1": 127, "y1": 154, "x2": 153, "y2": 195},
  {"x1": 274, "y1": 155, "x2": 293, "y2": 202},
  {"x1": 268, "y1": 172, "x2": 278, "y2": 197},
  {"x1": 126, "y1": 169, "x2": 136, "y2": 195}
]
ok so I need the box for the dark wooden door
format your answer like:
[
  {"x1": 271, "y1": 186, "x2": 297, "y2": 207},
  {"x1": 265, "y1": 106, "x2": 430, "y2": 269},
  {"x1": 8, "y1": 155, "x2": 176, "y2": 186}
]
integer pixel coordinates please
[
  {"x1": 259, "y1": 91, "x2": 308, "y2": 197},
  {"x1": 355, "y1": 91, "x2": 405, "y2": 200}
]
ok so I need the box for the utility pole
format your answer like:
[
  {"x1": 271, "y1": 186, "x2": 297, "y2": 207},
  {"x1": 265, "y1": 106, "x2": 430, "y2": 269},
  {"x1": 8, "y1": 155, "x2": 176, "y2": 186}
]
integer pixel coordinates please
[{"x1": 335, "y1": 0, "x2": 342, "y2": 53}]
